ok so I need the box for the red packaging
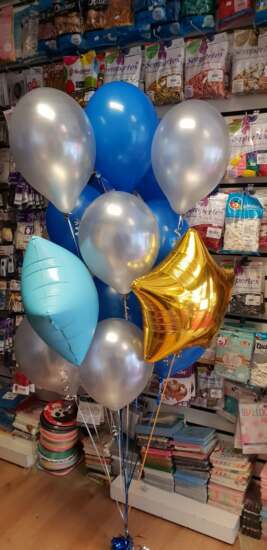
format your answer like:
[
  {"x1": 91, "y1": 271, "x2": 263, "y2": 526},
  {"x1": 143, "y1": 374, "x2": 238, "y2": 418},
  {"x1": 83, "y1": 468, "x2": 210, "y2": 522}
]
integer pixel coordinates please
[{"x1": 185, "y1": 193, "x2": 228, "y2": 252}]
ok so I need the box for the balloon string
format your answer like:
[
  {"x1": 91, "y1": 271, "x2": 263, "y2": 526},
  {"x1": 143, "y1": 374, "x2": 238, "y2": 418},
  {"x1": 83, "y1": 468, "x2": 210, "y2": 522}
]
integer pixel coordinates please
[
  {"x1": 75, "y1": 397, "x2": 111, "y2": 483},
  {"x1": 118, "y1": 409, "x2": 129, "y2": 538},
  {"x1": 123, "y1": 295, "x2": 129, "y2": 321},
  {"x1": 66, "y1": 215, "x2": 82, "y2": 259},
  {"x1": 137, "y1": 354, "x2": 176, "y2": 481}
]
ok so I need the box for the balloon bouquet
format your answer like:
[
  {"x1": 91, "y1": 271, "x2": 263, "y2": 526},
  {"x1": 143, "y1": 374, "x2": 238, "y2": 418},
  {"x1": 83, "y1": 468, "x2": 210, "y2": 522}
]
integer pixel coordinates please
[{"x1": 10, "y1": 83, "x2": 233, "y2": 550}]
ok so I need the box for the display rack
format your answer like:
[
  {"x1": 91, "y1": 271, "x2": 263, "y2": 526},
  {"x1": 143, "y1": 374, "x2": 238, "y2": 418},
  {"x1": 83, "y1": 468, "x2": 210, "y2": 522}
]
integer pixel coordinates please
[{"x1": 110, "y1": 476, "x2": 240, "y2": 544}]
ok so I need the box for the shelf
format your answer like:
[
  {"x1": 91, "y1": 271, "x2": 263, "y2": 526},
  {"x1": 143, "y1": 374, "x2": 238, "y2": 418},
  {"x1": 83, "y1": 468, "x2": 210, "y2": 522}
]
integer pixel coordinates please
[
  {"x1": 225, "y1": 313, "x2": 267, "y2": 324},
  {"x1": 220, "y1": 176, "x2": 267, "y2": 187},
  {"x1": 156, "y1": 94, "x2": 267, "y2": 117},
  {"x1": 110, "y1": 476, "x2": 240, "y2": 545}
]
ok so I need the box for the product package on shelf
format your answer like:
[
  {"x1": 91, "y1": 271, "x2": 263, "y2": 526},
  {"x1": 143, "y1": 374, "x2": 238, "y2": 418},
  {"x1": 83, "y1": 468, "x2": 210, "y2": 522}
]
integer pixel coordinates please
[
  {"x1": 104, "y1": 47, "x2": 143, "y2": 87},
  {"x1": 54, "y1": 0, "x2": 84, "y2": 54},
  {"x1": 231, "y1": 29, "x2": 267, "y2": 96},
  {"x1": 223, "y1": 193, "x2": 264, "y2": 254},
  {"x1": 144, "y1": 39, "x2": 184, "y2": 105},
  {"x1": 192, "y1": 365, "x2": 224, "y2": 409},
  {"x1": 63, "y1": 51, "x2": 101, "y2": 105},
  {"x1": 0, "y1": 6, "x2": 16, "y2": 63},
  {"x1": 209, "y1": 446, "x2": 252, "y2": 514},
  {"x1": 250, "y1": 332, "x2": 267, "y2": 387},
  {"x1": 241, "y1": 481, "x2": 262, "y2": 540},
  {"x1": 43, "y1": 62, "x2": 65, "y2": 90},
  {"x1": 239, "y1": 399, "x2": 267, "y2": 454},
  {"x1": 184, "y1": 33, "x2": 230, "y2": 99},
  {"x1": 84, "y1": 0, "x2": 133, "y2": 32},
  {"x1": 173, "y1": 426, "x2": 217, "y2": 503},
  {"x1": 21, "y1": 7, "x2": 39, "y2": 59},
  {"x1": 261, "y1": 463, "x2": 267, "y2": 541},
  {"x1": 226, "y1": 112, "x2": 267, "y2": 178},
  {"x1": 256, "y1": 190, "x2": 267, "y2": 252},
  {"x1": 160, "y1": 366, "x2": 196, "y2": 406},
  {"x1": 214, "y1": 326, "x2": 255, "y2": 384},
  {"x1": 181, "y1": 0, "x2": 216, "y2": 36},
  {"x1": 256, "y1": 0, "x2": 267, "y2": 26},
  {"x1": 217, "y1": 0, "x2": 254, "y2": 31},
  {"x1": 38, "y1": 7, "x2": 58, "y2": 56},
  {"x1": 185, "y1": 193, "x2": 227, "y2": 252},
  {"x1": 228, "y1": 260, "x2": 265, "y2": 317}
]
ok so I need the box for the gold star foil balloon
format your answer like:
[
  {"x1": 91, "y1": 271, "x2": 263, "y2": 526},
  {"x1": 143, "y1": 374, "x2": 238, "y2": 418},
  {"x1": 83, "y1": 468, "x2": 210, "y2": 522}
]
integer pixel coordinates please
[{"x1": 132, "y1": 228, "x2": 234, "y2": 363}]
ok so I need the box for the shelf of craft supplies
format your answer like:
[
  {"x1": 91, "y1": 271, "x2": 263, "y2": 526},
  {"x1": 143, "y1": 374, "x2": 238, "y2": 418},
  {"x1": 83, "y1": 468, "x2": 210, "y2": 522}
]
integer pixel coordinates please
[
  {"x1": 110, "y1": 476, "x2": 240, "y2": 545},
  {"x1": 156, "y1": 94, "x2": 267, "y2": 117}
]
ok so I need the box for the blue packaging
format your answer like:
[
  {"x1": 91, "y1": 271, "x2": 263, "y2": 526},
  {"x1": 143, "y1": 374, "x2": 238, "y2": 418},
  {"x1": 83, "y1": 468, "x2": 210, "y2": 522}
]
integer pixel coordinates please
[{"x1": 223, "y1": 193, "x2": 264, "y2": 254}]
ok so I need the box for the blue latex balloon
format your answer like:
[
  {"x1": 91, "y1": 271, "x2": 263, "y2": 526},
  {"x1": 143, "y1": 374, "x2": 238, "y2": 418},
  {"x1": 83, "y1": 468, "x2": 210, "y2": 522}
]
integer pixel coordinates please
[
  {"x1": 95, "y1": 278, "x2": 142, "y2": 329},
  {"x1": 21, "y1": 237, "x2": 99, "y2": 366},
  {"x1": 135, "y1": 165, "x2": 165, "y2": 202},
  {"x1": 85, "y1": 82, "x2": 158, "y2": 192},
  {"x1": 154, "y1": 348, "x2": 205, "y2": 379},
  {"x1": 46, "y1": 185, "x2": 100, "y2": 256},
  {"x1": 147, "y1": 199, "x2": 189, "y2": 264}
]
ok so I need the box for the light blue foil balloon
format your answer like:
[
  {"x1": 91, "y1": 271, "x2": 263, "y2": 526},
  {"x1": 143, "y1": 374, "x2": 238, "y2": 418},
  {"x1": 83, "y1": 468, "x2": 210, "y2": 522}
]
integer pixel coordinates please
[{"x1": 21, "y1": 237, "x2": 99, "y2": 366}]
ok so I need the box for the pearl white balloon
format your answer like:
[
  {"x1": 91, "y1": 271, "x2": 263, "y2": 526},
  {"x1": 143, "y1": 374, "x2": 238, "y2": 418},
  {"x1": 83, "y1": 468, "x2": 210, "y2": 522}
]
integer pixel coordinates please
[
  {"x1": 152, "y1": 100, "x2": 230, "y2": 214},
  {"x1": 80, "y1": 319, "x2": 153, "y2": 411},
  {"x1": 9, "y1": 88, "x2": 96, "y2": 213},
  {"x1": 79, "y1": 191, "x2": 160, "y2": 294},
  {"x1": 15, "y1": 318, "x2": 79, "y2": 396}
]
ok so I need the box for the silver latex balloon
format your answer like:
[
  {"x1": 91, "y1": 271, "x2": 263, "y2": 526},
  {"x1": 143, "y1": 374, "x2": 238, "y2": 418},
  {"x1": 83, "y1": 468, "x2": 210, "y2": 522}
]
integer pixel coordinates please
[
  {"x1": 79, "y1": 191, "x2": 160, "y2": 294},
  {"x1": 79, "y1": 318, "x2": 153, "y2": 411},
  {"x1": 9, "y1": 88, "x2": 96, "y2": 213},
  {"x1": 15, "y1": 318, "x2": 79, "y2": 396},
  {"x1": 152, "y1": 100, "x2": 230, "y2": 214}
]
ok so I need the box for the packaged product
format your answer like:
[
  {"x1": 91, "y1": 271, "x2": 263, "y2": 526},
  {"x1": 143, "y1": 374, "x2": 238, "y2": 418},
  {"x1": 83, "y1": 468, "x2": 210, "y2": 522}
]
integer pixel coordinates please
[
  {"x1": 192, "y1": 365, "x2": 224, "y2": 410},
  {"x1": 0, "y1": 75, "x2": 9, "y2": 108},
  {"x1": 21, "y1": 8, "x2": 39, "y2": 58},
  {"x1": 185, "y1": 193, "x2": 227, "y2": 252},
  {"x1": 84, "y1": 0, "x2": 133, "y2": 31},
  {"x1": 181, "y1": 0, "x2": 215, "y2": 36},
  {"x1": 256, "y1": 190, "x2": 267, "y2": 252},
  {"x1": 0, "y1": 6, "x2": 16, "y2": 62},
  {"x1": 226, "y1": 112, "x2": 267, "y2": 177},
  {"x1": 64, "y1": 51, "x2": 99, "y2": 106},
  {"x1": 6, "y1": 72, "x2": 26, "y2": 106},
  {"x1": 43, "y1": 62, "x2": 65, "y2": 90},
  {"x1": 255, "y1": 0, "x2": 267, "y2": 25},
  {"x1": 214, "y1": 326, "x2": 255, "y2": 383},
  {"x1": 217, "y1": 0, "x2": 253, "y2": 30},
  {"x1": 24, "y1": 67, "x2": 44, "y2": 93},
  {"x1": 161, "y1": 368, "x2": 196, "y2": 406},
  {"x1": 250, "y1": 332, "x2": 267, "y2": 387},
  {"x1": 229, "y1": 261, "x2": 265, "y2": 317},
  {"x1": 144, "y1": 39, "x2": 184, "y2": 105},
  {"x1": 181, "y1": 0, "x2": 215, "y2": 16},
  {"x1": 223, "y1": 192, "x2": 264, "y2": 254},
  {"x1": 184, "y1": 33, "x2": 230, "y2": 99},
  {"x1": 104, "y1": 47, "x2": 143, "y2": 87},
  {"x1": 55, "y1": 0, "x2": 83, "y2": 53},
  {"x1": 38, "y1": 8, "x2": 57, "y2": 55}
]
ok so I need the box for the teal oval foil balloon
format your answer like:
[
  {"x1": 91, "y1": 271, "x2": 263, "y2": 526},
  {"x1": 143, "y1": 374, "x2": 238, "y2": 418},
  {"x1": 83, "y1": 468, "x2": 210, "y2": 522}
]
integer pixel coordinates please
[{"x1": 21, "y1": 237, "x2": 99, "y2": 366}]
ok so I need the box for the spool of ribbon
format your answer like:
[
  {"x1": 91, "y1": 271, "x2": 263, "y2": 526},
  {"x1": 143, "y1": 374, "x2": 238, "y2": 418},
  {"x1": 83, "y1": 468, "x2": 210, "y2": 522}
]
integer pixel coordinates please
[{"x1": 111, "y1": 536, "x2": 134, "y2": 549}]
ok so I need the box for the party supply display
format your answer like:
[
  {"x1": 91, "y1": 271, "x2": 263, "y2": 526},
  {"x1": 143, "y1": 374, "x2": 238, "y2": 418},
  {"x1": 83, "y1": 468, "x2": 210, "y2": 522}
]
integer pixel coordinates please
[
  {"x1": 79, "y1": 191, "x2": 159, "y2": 295},
  {"x1": 14, "y1": 318, "x2": 79, "y2": 396},
  {"x1": 46, "y1": 185, "x2": 100, "y2": 256},
  {"x1": 151, "y1": 100, "x2": 230, "y2": 214},
  {"x1": 85, "y1": 82, "x2": 158, "y2": 192},
  {"x1": 80, "y1": 318, "x2": 153, "y2": 411},
  {"x1": 9, "y1": 87, "x2": 96, "y2": 213},
  {"x1": 21, "y1": 237, "x2": 99, "y2": 366},
  {"x1": 147, "y1": 199, "x2": 188, "y2": 264},
  {"x1": 228, "y1": 261, "x2": 265, "y2": 317},
  {"x1": 132, "y1": 228, "x2": 234, "y2": 363}
]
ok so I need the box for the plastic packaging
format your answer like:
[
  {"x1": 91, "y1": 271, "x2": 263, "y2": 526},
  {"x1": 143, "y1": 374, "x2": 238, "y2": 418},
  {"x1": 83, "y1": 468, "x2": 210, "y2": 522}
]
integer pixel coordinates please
[
  {"x1": 144, "y1": 39, "x2": 184, "y2": 105},
  {"x1": 104, "y1": 47, "x2": 143, "y2": 87},
  {"x1": 223, "y1": 193, "x2": 264, "y2": 254},
  {"x1": 185, "y1": 33, "x2": 230, "y2": 99},
  {"x1": 185, "y1": 193, "x2": 227, "y2": 252},
  {"x1": 214, "y1": 326, "x2": 255, "y2": 383},
  {"x1": 229, "y1": 261, "x2": 265, "y2": 317}
]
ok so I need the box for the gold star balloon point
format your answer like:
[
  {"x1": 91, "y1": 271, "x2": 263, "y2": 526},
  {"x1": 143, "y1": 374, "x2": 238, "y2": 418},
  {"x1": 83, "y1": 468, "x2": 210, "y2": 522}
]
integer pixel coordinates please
[{"x1": 131, "y1": 228, "x2": 234, "y2": 363}]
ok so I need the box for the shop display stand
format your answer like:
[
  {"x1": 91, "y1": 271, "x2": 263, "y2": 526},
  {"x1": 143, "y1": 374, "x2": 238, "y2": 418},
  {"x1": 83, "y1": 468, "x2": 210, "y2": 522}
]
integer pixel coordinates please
[{"x1": 110, "y1": 476, "x2": 240, "y2": 544}]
